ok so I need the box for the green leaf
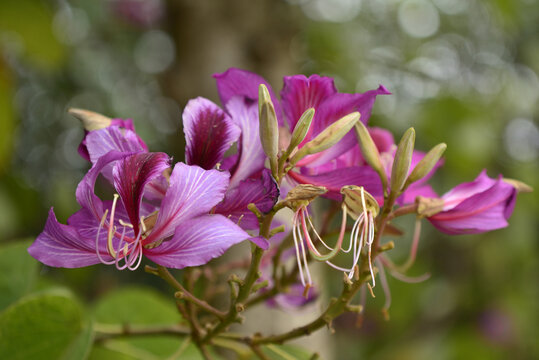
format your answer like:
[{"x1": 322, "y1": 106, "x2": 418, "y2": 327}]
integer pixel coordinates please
[
  {"x1": 0, "y1": 290, "x2": 93, "y2": 360},
  {"x1": 253, "y1": 344, "x2": 315, "y2": 360},
  {"x1": 0, "y1": 239, "x2": 38, "y2": 310},
  {"x1": 0, "y1": 63, "x2": 16, "y2": 173},
  {"x1": 94, "y1": 286, "x2": 183, "y2": 325},
  {"x1": 89, "y1": 338, "x2": 208, "y2": 360},
  {"x1": 0, "y1": 0, "x2": 65, "y2": 69}
]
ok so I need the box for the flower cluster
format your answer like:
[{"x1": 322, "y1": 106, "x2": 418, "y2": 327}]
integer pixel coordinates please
[{"x1": 29, "y1": 68, "x2": 529, "y2": 321}]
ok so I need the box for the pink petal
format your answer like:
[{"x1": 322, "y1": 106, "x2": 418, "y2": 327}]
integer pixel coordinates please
[
  {"x1": 28, "y1": 209, "x2": 110, "y2": 268},
  {"x1": 281, "y1": 74, "x2": 337, "y2": 132},
  {"x1": 288, "y1": 166, "x2": 383, "y2": 201},
  {"x1": 145, "y1": 214, "x2": 252, "y2": 268},
  {"x1": 113, "y1": 152, "x2": 170, "y2": 233},
  {"x1": 144, "y1": 163, "x2": 229, "y2": 244},
  {"x1": 183, "y1": 97, "x2": 240, "y2": 170},
  {"x1": 85, "y1": 126, "x2": 148, "y2": 183},
  {"x1": 214, "y1": 68, "x2": 283, "y2": 124},
  {"x1": 225, "y1": 97, "x2": 267, "y2": 188},
  {"x1": 215, "y1": 169, "x2": 279, "y2": 230}
]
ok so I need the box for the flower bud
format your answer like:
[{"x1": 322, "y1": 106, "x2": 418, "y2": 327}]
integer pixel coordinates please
[
  {"x1": 502, "y1": 178, "x2": 533, "y2": 193},
  {"x1": 341, "y1": 185, "x2": 380, "y2": 220},
  {"x1": 290, "y1": 112, "x2": 360, "y2": 165},
  {"x1": 390, "y1": 127, "x2": 415, "y2": 194},
  {"x1": 286, "y1": 108, "x2": 315, "y2": 156},
  {"x1": 284, "y1": 184, "x2": 327, "y2": 210},
  {"x1": 68, "y1": 108, "x2": 112, "y2": 131},
  {"x1": 405, "y1": 143, "x2": 446, "y2": 188},
  {"x1": 258, "y1": 84, "x2": 279, "y2": 174},
  {"x1": 354, "y1": 121, "x2": 388, "y2": 191}
]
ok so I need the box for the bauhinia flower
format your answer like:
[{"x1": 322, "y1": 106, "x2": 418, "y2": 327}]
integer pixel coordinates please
[
  {"x1": 182, "y1": 96, "x2": 279, "y2": 231},
  {"x1": 29, "y1": 151, "x2": 257, "y2": 269},
  {"x1": 213, "y1": 68, "x2": 390, "y2": 200},
  {"x1": 422, "y1": 170, "x2": 518, "y2": 235}
]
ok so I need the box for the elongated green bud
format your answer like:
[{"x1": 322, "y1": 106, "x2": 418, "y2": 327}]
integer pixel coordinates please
[
  {"x1": 286, "y1": 108, "x2": 315, "y2": 156},
  {"x1": 258, "y1": 84, "x2": 279, "y2": 158},
  {"x1": 290, "y1": 112, "x2": 360, "y2": 165},
  {"x1": 355, "y1": 121, "x2": 388, "y2": 192},
  {"x1": 258, "y1": 84, "x2": 279, "y2": 176},
  {"x1": 405, "y1": 143, "x2": 446, "y2": 188},
  {"x1": 390, "y1": 127, "x2": 415, "y2": 193},
  {"x1": 68, "y1": 108, "x2": 111, "y2": 131}
]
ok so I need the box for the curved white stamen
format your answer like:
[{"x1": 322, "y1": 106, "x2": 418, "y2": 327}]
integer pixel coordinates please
[
  {"x1": 292, "y1": 212, "x2": 306, "y2": 286},
  {"x1": 298, "y1": 208, "x2": 312, "y2": 286},
  {"x1": 125, "y1": 220, "x2": 144, "y2": 270},
  {"x1": 115, "y1": 228, "x2": 129, "y2": 270},
  {"x1": 95, "y1": 210, "x2": 115, "y2": 265},
  {"x1": 128, "y1": 243, "x2": 144, "y2": 271},
  {"x1": 301, "y1": 209, "x2": 322, "y2": 257},
  {"x1": 292, "y1": 211, "x2": 307, "y2": 287},
  {"x1": 306, "y1": 211, "x2": 333, "y2": 252},
  {"x1": 107, "y1": 194, "x2": 120, "y2": 259}
]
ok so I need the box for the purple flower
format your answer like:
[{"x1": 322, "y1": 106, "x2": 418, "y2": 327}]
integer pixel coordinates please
[
  {"x1": 214, "y1": 68, "x2": 390, "y2": 200},
  {"x1": 78, "y1": 118, "x2": 147, "y2": 163},
  {"x1": 427, "y1": 170, "x2": 517, "y2": 235},
  {"x1": 182, "y1": 95, "x2": 279, "y2": 231},
  {"x1": 29, "y1": 151, "x2": 255, "y2": 269}
]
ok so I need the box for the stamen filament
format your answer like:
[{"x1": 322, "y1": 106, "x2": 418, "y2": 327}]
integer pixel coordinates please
[
  {"x1": 95, "y1": 209, "x2": 115, "y2": 265},
  {"x1": 107, "y1": 194, "x2": 120, "y2": 259}
]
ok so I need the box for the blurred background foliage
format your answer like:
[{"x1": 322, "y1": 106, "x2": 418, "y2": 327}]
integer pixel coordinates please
[{"x1": 0, "y1": 0, "x2": 537, "y2": 359}]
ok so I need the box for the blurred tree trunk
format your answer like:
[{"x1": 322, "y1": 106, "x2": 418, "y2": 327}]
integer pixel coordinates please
[{"x1": 162, "y1": 0, "x2": 302, "y2": 104}]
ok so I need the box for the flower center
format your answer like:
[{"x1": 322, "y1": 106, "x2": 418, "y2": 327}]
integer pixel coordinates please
[{"x1": 95, "y1": 194, "x2": 145, "y2": 271}]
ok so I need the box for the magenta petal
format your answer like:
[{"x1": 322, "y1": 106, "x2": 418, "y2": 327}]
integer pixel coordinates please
[
  {"x1": 288, "y1": 166, "x2": 383, "y2": 201},
  {"x1": 429, "y1": 173, "x2": 517, "y2": 235},
  {"x1": 28, "y1": 209, "x2": 110, "y2": 268},
  {"x1": 145, "y1": 214, "x2": 251, "y2": 268},
  {"x1": 225, "y1": 97, "x2": 267, "y2": 188},
  {"x1": 281, "y1": 74, "x2": 337, "y2": 131},
  {"x1": 214, "y1": 68, "x2": 282, "y2": 125},
  {"x1": 301, "y1": 86, "x2": 391, "y2": 167},
  {"x1": 215, "y1": 169, "x2": 279, "y2": 230},
  {"x1": 85, "y1": 126, "x2": 148, "y2": 182},
  {"x1": 314, "y1": 85, "x2": 391, "y2": 134},
  {"x1": 183, "y1": 97, "x2": 241, "y2": 170},
  {"x1": 113, "y1": 152, "x2": 170, "y2": 233},
  {"x1": 370, "y1": 127, "x2": 395, "y2": 154},
  {"x1": 439, "y1": 170, "x2": 496, "y2": 211},
  {"x1": 145, "y1": 163, "x2": 230, "y2": 244},
  {"x1": 75, "y1": 151, "x2": 134, "y2": 221}
]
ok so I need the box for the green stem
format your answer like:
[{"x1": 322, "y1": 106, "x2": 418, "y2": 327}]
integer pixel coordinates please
[
  {"x1": 203, "y1": 213, "x2": 274, "y2": 342},
  {"x1": 150, "y1": 265, "x2": 226, "y2": 319},
  {"x1": 94, "y1": 323, "x2": 190, "y2": 342}
]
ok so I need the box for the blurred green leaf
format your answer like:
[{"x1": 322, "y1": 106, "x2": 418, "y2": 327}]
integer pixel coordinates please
[
  {"x1": 0, "y1": 290, "x2": 93, "y2": 360},
  {"x1": 94, "y1": 286, "x2": 183, "y2": 325},
  {"x1": 256, "y1": 344, "x2": 314, "y2": 360},
  {"x1": 0, "y1": 239, "x2": 38, "y2": 310},
  {"x1": 0, "y1": 0, "x2": 65, "y2": 68},
  {"x1": 89, "y1": 338, "x2": 209, "y2": 360},
  {"x1": 0, "y1": 62, "x2": 15, "y2": 173}
]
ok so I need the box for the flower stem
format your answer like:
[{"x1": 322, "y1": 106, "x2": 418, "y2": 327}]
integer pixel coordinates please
[{"x1": 148, "y1": 265, "x2": 226, "y2": 319}]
